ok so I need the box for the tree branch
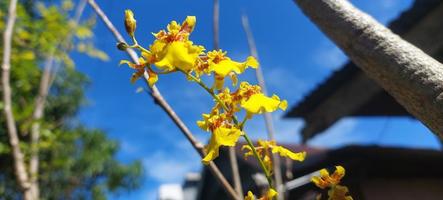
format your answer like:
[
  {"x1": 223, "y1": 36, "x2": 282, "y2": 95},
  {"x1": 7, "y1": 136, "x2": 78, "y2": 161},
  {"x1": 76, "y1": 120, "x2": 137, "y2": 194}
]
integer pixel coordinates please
[
  {"x1": 241, "y1": 14, "x2": 284, "y2": 198},
  {"x1": 2, "y1": 0, "x2": 33, "y2": 199},
  {"x1": 293, "y1": 0, "x2": 443, "y2": 139},
  {"x1": 86, "y1": 0, "x2": 240, "y2": 199}
]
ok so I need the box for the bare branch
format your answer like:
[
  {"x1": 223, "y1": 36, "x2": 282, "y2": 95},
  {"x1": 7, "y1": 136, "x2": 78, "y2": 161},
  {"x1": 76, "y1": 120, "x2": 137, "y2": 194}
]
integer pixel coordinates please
[
  {"x1": 241, "y1": 14, "x2": 284, "y2": 198},
  {"x1": 86, "y1": 0, "x2": 240, "y2": 199},
  {"x1": 1, "y1": 0, "x2": 33, "y2": 199},
  {"x1": 293, "y1": 0, "x2": 443, "y2": 139}
]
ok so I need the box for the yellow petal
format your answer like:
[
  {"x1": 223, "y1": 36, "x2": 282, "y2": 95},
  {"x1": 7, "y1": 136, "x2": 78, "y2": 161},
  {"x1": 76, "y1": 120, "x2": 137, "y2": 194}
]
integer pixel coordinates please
[
  {"x1": 266, "y1": 189, "x2": 277, "y2": 200},
  {"x1": 155, "y1": 41, "x2": 203, "y2": 71},
  {"x1": 331, "y1": 166, "x2": 345, "y2": 184},
  {"x1": 328, "y1": 185, "x2": 352, "y2": 200},
  {"x1": 245, "y1": 191, "x2": 255, "y2": 200},
  {"x1": 272, "y1": 146, "x2": 306, "y2": 161},
  {"x1": 311, "y1": 176, "x2": 328, "y2": 189},
  {"x1": 241, "y1": 93, "x2": 286, "y2": 114},
  {"x1": 202, "y1": 127, "x2": 242, "y2": 164},
  {"x1": 245, "y1": 56, "x2": 259, "y2": 68},
  {"x1": 147, "y1": 68, "x2": 158, "y2": 88}
]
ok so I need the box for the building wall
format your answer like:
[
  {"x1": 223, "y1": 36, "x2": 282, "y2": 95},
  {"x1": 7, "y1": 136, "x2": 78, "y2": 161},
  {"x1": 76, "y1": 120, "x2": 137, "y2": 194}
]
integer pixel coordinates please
[{"x1": 362, "y1": 178, "x2": 443, "y2": 200}]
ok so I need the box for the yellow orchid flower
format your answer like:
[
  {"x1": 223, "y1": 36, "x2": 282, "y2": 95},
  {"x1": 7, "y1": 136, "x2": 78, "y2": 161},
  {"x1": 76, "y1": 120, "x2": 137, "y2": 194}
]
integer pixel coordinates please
[
  {"x1": 206, "y1": 50, "x2": 259, "y2": 89},
  {"x1": 202, "y1": 126, "x2": 242, "y2": 164},
  {"x1": 153, "y1": 41, "x2": 204, "y2": 71},
  {"x1": 147, "y1": 16, "x2": 204, "y2": 72},
  {"x1": 311, "y1": 166, "x2": 346, "y2": 189}
]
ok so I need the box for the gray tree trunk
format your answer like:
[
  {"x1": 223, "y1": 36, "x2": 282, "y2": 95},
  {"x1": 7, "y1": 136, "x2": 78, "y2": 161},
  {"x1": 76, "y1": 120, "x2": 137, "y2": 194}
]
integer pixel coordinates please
[{"x1": 293, "y1": 0, "x2": 443, "y2": 139}]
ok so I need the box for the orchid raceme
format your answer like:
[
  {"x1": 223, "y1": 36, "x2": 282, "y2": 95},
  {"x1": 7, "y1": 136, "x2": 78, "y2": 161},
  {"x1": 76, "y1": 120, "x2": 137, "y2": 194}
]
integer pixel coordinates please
[{"x1": 118, "y1": 12, "x2": 308, "y2": 199}]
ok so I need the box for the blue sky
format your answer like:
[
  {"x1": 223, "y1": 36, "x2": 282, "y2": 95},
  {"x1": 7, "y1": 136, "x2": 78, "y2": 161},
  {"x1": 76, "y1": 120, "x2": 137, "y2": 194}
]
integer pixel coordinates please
[{"x1": 71, "y1": 0, "x2": 441, "y2": 199}]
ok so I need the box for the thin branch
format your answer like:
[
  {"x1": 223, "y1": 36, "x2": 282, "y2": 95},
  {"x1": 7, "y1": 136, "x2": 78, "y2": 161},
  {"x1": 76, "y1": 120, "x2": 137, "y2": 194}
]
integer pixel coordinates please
[
  {"x1": 241, "y1": 14, "x2": 284, "y2": 198},
  {"x1": 2, "y1": 0, "x2": 33, "y2": 199},
  {"x1": 213, "y1": 0, "x2": 220, "y2": 50},
  {"x1": 293, "y1": 0, "x2": 443, "y2": 139},
  {"x1": 212, "y1": 0, "x2": 243, "y2": 196},
  {"x1": 29, "y1": 54, "x2": 53, "y2": 200},
  {"x1": 86, "y1": 0, "x2": 240, "y2": 199}
]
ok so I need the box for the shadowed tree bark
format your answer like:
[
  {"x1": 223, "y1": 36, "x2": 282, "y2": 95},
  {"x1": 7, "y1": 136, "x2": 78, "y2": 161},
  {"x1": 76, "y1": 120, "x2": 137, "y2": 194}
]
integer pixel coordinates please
[{"x1": 293, "y1": 0, "x2": 443, "y2": 139}]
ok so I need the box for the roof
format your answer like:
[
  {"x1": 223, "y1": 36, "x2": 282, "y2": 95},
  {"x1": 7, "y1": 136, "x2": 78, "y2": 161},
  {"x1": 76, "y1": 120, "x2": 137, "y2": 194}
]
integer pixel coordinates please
[
  {"x1": 196, "y1": 144, "x2": 443, "y2": 200},
  {"x1": 285, "y1": 0, "x2": 443, "y2": 141}
]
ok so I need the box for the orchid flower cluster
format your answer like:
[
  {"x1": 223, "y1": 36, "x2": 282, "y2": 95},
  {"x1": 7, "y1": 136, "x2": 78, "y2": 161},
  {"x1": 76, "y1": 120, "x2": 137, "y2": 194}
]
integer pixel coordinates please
[
  {"x1": 118, "y1": 10, "x2": 350, "y2": 200},
  {"x1": 311, "y1": 166, "x2": 353, "y2": 200}
]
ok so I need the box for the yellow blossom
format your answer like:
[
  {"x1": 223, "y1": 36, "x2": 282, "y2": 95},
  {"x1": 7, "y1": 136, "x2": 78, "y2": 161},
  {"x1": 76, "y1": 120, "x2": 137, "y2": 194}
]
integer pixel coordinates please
[
  {"x1": 311, "y1": 166, "x2": 346, "y2": 189},
  {"x1": 245, "y1": 191, "x2": 255, "y2": 200},
  {"x1": 259, "y1": 188, "x2": 278, "y2": 200},
  {"x1": 148, "y1": 16, "x2": 204, "y2": 72},
  {"x1": 205, "y1": 50, "x2": 259, "y2": 89},
  {"x1": 241, "y1": 93, "x2": 287, "y2": 115},
  {"x1": 153, "y1": 41, "x2": 204, "y2": 71},
  {"x1": 328, "y1": 185, "x2": 353, "y2": 200},
  {"x1": 244, "y1": 189, "x2": 277, "y2": 200},
  {"x1": 202, "y1": 126, "x2": 242, "y2": 164}
]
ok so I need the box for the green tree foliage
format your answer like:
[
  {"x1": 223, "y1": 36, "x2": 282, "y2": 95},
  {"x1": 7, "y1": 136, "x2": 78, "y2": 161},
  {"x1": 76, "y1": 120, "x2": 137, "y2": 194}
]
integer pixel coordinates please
[{"x1": 0, "y1": 0, "x2": 143, "y2": 199}]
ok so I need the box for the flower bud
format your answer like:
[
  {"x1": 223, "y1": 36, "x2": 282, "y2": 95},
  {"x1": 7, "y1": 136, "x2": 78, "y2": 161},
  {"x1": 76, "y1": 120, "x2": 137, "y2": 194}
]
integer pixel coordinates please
[
  {"x1": 117, "y1": 42, "x2": 129, "y2": 51},
  {"x1": 124, "y1": 10, "x2": 136, "y2": 37}
]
